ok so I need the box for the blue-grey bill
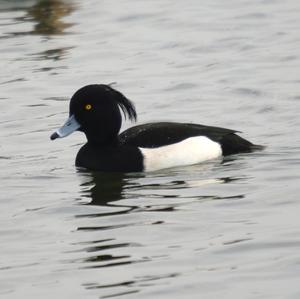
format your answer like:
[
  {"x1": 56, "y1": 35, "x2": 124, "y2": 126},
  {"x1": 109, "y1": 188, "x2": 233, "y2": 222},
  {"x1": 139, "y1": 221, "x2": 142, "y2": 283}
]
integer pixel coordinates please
[{"x1": 50, "y1": 115, "x2": 80, "y2": 140}]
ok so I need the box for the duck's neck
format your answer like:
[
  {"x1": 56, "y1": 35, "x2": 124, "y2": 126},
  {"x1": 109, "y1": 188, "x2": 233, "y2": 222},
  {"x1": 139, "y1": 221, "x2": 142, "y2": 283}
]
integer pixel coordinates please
[{"x1": 86, "y1": 135, "x2": 119, "y2": 147}]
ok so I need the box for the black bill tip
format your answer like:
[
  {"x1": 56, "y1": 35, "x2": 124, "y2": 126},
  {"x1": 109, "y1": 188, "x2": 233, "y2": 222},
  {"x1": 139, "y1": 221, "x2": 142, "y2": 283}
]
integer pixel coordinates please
[{"x1": 50, "y1": 132, "x2": 59, "y2": 140}]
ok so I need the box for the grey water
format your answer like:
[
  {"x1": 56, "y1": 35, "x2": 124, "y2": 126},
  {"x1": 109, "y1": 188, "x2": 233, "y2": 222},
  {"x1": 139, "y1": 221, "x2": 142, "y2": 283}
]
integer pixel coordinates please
[{"x1": 1, "y1": 0, "x2": 300, "y2": 298}]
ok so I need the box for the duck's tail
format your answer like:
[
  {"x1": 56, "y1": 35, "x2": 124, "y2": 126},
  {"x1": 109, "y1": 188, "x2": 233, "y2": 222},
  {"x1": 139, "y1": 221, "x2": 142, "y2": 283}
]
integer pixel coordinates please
[
  {"x1": 220, "y1": 133, "x2": 264, "y2": 156},
  {"x1": 250, "y1": 144, "x2": 265, "y2": 151}
]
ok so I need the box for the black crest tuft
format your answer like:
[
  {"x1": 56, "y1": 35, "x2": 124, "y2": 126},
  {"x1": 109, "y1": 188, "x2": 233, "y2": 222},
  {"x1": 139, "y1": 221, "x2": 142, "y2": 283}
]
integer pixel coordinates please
[{"x1": 109, "y1": 87, "x2": 137, "y2": 122}]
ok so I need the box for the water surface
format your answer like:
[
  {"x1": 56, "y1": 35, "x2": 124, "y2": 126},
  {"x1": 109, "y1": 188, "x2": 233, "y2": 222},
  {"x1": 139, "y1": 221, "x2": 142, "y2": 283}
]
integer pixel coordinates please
[{"x1": 1, "y1": 0, "x2": 300, "y2": 298}]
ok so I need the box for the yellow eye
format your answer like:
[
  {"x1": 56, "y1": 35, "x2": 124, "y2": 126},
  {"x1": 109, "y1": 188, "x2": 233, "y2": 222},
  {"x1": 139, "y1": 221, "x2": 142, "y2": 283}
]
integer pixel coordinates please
[{"x1": 85, "y1": 104, "x2": 92, "y2": 110}]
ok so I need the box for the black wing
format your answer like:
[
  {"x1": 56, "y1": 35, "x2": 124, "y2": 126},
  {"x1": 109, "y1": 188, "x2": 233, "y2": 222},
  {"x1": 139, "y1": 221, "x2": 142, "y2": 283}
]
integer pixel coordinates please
[{"x1": 118, "y1": 122, "x2": 260, "y2": 155}]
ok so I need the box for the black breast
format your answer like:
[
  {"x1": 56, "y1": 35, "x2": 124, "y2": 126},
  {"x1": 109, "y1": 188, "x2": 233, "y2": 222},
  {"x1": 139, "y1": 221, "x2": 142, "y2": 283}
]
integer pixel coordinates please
[{"x1": 76, "y1": 143, "x2": 144, "y2": 172}]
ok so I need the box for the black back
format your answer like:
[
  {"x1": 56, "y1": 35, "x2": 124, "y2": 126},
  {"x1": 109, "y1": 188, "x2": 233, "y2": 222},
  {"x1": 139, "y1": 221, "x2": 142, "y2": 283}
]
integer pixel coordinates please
[
  {"x1": 119, "y1": 122, "x2": 258, "y2": 155},
  {"x1": 52, "y1": 84, "x2": 262, "y2": 172}
]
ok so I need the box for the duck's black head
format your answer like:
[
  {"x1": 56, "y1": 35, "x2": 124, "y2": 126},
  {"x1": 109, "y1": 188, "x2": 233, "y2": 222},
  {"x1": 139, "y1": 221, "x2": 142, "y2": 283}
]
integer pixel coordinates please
[{"x1": 50, "y1": 84, "x2": 137, "y2": 145}]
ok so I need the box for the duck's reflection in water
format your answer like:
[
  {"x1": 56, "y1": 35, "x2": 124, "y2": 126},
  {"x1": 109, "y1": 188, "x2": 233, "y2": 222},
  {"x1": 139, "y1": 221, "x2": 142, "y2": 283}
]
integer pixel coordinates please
[
  {"x1": 74, "y1": 165, "x2": 246, "y2": 294},
  {"x1": 83, "y1": 172, "x2": 128, "y2": 205},
  {"x1": 76, "y1": 160, "x2": 246, "y2": 218},
  {"x1": 78, "y1": 171, "x2": 140, "y2": 215}
]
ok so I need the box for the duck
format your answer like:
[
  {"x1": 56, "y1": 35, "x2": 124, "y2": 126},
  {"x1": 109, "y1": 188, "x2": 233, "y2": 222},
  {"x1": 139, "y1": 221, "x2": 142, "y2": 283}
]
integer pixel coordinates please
[{"x1": 50, "y1": 84, "x2": 262, "y2": 172}]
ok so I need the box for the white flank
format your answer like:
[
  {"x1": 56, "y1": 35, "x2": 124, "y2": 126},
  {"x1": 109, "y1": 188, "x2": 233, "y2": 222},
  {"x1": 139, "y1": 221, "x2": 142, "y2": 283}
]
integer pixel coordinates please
[{"x1": 139, "y1": 136, "x2": 222, "y2": 172}]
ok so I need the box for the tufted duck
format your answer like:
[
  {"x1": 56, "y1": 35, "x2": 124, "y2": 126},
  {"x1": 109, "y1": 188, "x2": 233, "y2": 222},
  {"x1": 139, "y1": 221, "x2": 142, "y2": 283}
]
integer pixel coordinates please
[{"x1": 50, "y1": 84, "x2": 262, "y2": 172}]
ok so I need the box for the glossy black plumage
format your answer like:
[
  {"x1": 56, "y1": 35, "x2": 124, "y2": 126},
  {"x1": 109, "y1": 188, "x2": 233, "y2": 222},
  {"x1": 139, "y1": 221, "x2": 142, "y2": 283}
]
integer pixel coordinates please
[
  {"x1": 119, "y1": 122, "x2": 258, "y2": 155},
  {"x1": 51, "y1": 84, "x2": 262, "y2": 172},
  {"x1": 76, "y1": 143, "x2": 143, "y2": 172},
  {"x1": 68, "y1": 84, "x2": 137, "y2": 145}
]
